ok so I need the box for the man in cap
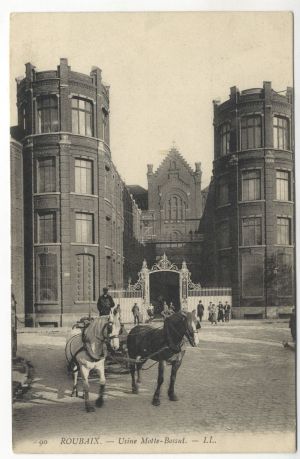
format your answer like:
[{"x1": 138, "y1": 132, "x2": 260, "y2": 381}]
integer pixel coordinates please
[{"x1": 97, "y1": 287, "x2": 115, "y2": 316}]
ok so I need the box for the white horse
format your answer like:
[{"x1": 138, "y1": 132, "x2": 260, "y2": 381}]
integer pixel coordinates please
[{"x1": 65, "y1": 308, "x2": 121, "y2": 412}]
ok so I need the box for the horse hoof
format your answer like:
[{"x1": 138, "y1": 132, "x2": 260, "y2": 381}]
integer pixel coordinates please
[
  {"x1": 152, "y1": 398, "x2": 160, "y2": 406},
  {"x1": 168, "y1": 393, "x2": 179, "y2": 401},
  {"x1": 132, "y1": 387, "x2": 139, "y2": 394},
  {"x1": 95, "y1": 397, "x2": 104, "y2": 408},
  {"x1": 86, "y1": 405, "x2": 95, "y2": 413}
]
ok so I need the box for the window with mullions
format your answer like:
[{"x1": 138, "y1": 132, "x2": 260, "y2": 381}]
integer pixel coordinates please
[
  {"x1": 37, "y1": 157, "x2": 56, "y2": 193},
  {"x1": 37, "y1": 212, "x2": 56, "y2": 243},
  {"x1": 75, "y1": 213, "x2": 94, "y2": 244},
  {"x1": 75, "y1": 159, "x2": 93, "y2": 194},
  {"x1": 242, "y1": 170, "x2": 261, "y2": 201},
  {"x1": 242, "y1": 217, "x2": 262, "y2": 246},
  {"x1": 241, "y1": 116, "x2": 262, "y2": 150},
  {"x1": 72, "y1": 98, "x2": 94, "y2": 136},
  {"x1": 165, "y1": 196, "x2": 186, "y2": 220},
  {"x1": 277, "y1": 217, "x2": 291, "y2": 245},
  {"x1": 219, "y1": 123, "x2": 230, "y2": 156},
  {"x1": 276, "y1": 170, "x2": 291, "y2": 201},
  {"x1": 273, "y1": 116, "x2": 290, "y2": 150},
  {"x1": 37, "y1": 96, "x2": 59, "y2": 133},
  {"x1": 36, "y1": 253, "x2": 58, "y2": 301}
]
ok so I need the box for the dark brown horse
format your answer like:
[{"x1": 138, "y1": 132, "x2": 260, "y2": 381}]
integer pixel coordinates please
[{"x1": 127, "y1": 310, "x2": 199, "y2": 406}]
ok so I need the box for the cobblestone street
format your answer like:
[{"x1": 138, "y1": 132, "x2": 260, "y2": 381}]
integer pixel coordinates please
[{"x1": 13, "y1": 321, "x2": 296, "y2": 453}]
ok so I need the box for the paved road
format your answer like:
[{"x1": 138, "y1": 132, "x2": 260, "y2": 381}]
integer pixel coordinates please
[{"x1": 13, "y1": 321, "x2": 296, "y2": 453}]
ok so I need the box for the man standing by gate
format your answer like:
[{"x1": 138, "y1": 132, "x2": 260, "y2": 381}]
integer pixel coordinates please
[
  {"x1": 197, "y1": 300, "x2": 204, "y2": 322},
  {"x1": 132, "y1": 303, "x2": 140, "y2": 324},
  {"x1": 97, "y1": 287, "x2": 115, "y2": 316}
]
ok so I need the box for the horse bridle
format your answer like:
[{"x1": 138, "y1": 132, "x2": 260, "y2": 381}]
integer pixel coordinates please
[
  {"x1": 166, "y1": 313, "x2": 198, "y2": 348},
  {"x1": 100, "y1": 319, "x2": 120, "y2": 345}
]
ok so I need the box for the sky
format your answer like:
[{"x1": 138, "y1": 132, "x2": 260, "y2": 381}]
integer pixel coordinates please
[{"x1": 10, "y1": 12, "x2": 293, "y2": 188}]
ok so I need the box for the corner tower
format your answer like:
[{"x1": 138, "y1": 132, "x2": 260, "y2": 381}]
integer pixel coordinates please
[{"x1": 212, "y1": 82, "x2": 294, "y2": 318}]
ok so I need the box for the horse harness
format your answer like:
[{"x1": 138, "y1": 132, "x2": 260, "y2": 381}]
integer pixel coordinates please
[{"x1": 70, "y1": 318, "x2": 117, "y2": 367}]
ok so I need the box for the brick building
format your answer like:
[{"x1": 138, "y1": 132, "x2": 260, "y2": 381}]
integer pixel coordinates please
[
  {"x1": 201, "y1": 82, "x2": 294, "y2": 318},
  {"x1": 11, "y1": 59, "x2": 144, "y2": 326}
]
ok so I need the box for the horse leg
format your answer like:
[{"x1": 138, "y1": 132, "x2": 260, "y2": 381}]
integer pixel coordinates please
[
  {"x1": 80, "y1": 365, "x2": 95, "y2": 412},
  {"x1": 95, "y1": 360, "x2": 106, "y2": 408},
  {"x1": 136, "y1": 362, "x2": 143, "y2": 384},
  {"x1": 152, "y1": 360, "x2": 165, "y2": 406},
  {"x1": 71, "y1": 364, "x2": 79, "y2": 397},
  {"x1": 168, "y1": 353, "x2": 184, "y2": 402},
  {"x1": 130, "y1": 363, "x2": 138, "y2": 394}
]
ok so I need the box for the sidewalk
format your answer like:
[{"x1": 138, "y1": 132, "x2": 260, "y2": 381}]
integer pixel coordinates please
[{"x1": 16, "y1": 317, "x2": 289, "y2": 336}]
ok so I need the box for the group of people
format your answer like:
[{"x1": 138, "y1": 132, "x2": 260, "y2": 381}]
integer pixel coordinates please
[
  {"x1": 97, "y1": 287, "x2": 231, "y2": 327},
  {"x1": 207, "y1": 301, "x2": 231, "y2": 325}
]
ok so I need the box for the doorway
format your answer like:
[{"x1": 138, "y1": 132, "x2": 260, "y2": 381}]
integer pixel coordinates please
[{"x1": 149, "y1": 271, "x2": 180, "y2": 316}]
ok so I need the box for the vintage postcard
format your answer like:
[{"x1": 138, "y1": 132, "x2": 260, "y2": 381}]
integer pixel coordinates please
[{"x1": 10, "y1": 10, "x2": 296, "y2": 454}]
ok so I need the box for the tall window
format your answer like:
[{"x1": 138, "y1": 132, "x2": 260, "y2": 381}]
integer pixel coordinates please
[
  {"x1": 36, "y1": 253, "x2": 58, "y2": 301},
  {"x1": 75, "y1": 159, "x2": 93, "y2": 194},
  {"x1": 75, "y1": 213, "x2": 94, "y2": 244},
  {"x1": 277, "y1": 217, "x2": 291, "y2": 245},
  {"x1": 106, "y1": 216, "x2": 112, "y2": 247},
  {"x1": 217, "y1": 221, "x2": 230, "y2": 249},
  {"x1": 273, "y1": 116, "x2": 290, "y2": 150},
  {"x1": 37, "y1": 96, "x2": 59, "y2": 133},
  {"x1": 242, "y1": 217, "x2": 262, "y2": 246},
  {"x1": 38, "y1": 212, "x2": 56, "y2": 243},
  {"x1": 37, "y1": 157, "x2": 56, "y2": 193},
  {"x1": 219, "y1": 122, "x2": 230, "y2": 156},
  {"x1": 76, "y1": 254, "x2": 95, "y2": 301},
  {"x1": 217, "y1": 177, "x2": 229, "y2": 206},
  {"x1": 242, "y1": 170, "x2": 261, "y2": 201},
  {"x1": 166, "y1": 195, "x2": 186, "y2": 220},
  {"x1": 276, "y1": 170, "x2": 290, "y2": 201},
  {"x1": 241, "y1": 252, "x2": 264, "y2": 297},
  {"x1": 106, "y1": 256, "x2": 112, "y2": 287},
  {"x1": 241, "y1": 116, "x2": 262, "y2": 150},
  {"x1": 102, "y1": 108, "x2": 109, "y2": 144},
  {"x1": 72, "y1": 98, "x2": 93, "y2": 136}
]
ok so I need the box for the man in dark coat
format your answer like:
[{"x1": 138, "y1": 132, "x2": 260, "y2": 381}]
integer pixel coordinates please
[
  {"x1": 132, "y1": 303, "x2": 140, "y2": 324},
  {"x1": 97, "y1": 287, "x2": 115, "y2": 316},
  {"x1": 197, "y1": 301, "x2": 205, "y2": 322}
]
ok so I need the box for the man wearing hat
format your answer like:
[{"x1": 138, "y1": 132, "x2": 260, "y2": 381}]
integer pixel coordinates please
[{"x1": 97, "y1": 287, "x2": 115, "y2": 316}]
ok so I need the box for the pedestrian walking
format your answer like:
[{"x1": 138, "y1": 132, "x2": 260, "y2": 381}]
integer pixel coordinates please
[
  {"x1": 97, "y1": 287, "x2": 115, "y2": 316},
  {"x1": 210, "y1": 303, "x2": 217, "y2": 325},
  {"x1": 132, "y1": 303, "x2": 140, "y2": 325},
  {"x1": 224, "y1": 302, "x2": 231, "y2": 322},
  {"x1": 197, "y1": 300, "x2": 204, "y2": 322},
  {"x1": 208, "y1": 302, "x2": 213, "y2": 322},
  {"x1": 217, "y1": 301, "x2": 224, "y2": 322}
]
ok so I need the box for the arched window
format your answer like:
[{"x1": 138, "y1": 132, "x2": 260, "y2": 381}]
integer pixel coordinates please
[{"x1": 165, "y1": 195, "x2": 186, "y2": 220}]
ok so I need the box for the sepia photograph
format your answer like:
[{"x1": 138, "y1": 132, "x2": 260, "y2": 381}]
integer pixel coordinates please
[{"x1": 9, "y1": 9, "x2": 296, "y2": 454}]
